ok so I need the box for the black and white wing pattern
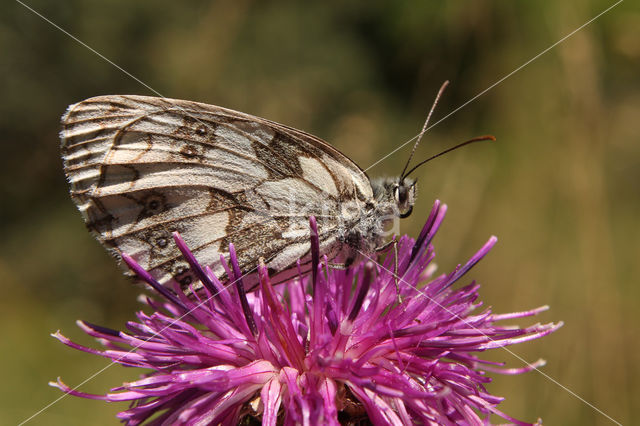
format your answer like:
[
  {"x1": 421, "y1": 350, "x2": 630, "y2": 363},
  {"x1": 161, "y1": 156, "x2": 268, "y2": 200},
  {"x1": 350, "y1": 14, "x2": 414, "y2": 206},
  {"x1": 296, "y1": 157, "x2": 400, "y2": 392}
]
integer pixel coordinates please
[{"x1": 61, "y1": 95, "x2": 374, "y2": 288}]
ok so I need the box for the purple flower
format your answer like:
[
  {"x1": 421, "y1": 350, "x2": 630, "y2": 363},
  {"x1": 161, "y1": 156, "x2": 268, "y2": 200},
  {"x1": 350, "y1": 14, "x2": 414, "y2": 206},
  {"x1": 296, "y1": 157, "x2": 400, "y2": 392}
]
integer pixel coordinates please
[{"x1": 52, "y1": 200, "x2": 561, "y2": 425}]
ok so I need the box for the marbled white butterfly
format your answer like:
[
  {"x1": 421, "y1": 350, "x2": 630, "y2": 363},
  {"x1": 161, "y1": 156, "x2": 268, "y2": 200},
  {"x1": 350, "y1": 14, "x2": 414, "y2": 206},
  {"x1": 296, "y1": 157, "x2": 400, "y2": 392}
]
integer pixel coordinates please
[{"x1": 61, "y1": 87, "x2": 490, "y2": 290}]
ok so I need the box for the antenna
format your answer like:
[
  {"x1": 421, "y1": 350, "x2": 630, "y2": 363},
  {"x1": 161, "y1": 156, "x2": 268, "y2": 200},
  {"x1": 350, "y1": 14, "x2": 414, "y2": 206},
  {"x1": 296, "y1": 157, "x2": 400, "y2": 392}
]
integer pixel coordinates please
[
  {"x1": 400, "y1": 80, "x2": 450, "y2": 180},
  {"x1": 403, "y1": 135, "x2": 495, "y2": 178}
]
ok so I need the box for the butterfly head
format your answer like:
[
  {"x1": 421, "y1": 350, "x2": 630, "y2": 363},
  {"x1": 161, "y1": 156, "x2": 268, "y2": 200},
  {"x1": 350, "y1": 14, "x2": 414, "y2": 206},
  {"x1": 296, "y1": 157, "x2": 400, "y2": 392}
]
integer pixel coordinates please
[{"x1": 372, "y1": 177, "x2": 417, "y2": 219}]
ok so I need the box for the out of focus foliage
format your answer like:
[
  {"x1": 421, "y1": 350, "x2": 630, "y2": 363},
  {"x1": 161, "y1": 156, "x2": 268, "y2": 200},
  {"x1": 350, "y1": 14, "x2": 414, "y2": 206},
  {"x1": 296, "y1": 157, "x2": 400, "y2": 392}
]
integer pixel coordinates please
[{"x1": 1, "y1": 1, "x2": 638, "y2": 424}]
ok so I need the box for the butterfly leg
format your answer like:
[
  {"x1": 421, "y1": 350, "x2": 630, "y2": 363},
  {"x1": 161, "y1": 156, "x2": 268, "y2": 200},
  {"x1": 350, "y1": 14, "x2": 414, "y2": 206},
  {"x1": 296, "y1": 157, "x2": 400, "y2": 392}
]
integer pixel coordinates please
[
  {"x1": 327, "y1": 262, "x2": 348, "y2": 270},
  {"x1": 327, "y1": 253, "x2": 356, "y2": 270},
  {"x1": 375, "y1": 237, "x2": 401, "y2": 304}
]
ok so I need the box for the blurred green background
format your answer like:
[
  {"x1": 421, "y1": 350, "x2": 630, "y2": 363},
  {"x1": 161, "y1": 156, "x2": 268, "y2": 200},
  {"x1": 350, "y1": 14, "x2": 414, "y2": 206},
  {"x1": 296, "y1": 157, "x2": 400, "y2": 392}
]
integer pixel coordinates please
[{"x1": 2, "y1": 1, "x2": 638, "y2": 424}]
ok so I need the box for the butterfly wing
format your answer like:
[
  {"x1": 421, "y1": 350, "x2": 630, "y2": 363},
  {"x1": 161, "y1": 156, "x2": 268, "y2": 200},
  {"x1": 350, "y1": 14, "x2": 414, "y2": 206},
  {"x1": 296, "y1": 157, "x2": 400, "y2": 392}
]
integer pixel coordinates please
[{"x1": 61, "y1": 95, "x2": 373, "y2": 288}]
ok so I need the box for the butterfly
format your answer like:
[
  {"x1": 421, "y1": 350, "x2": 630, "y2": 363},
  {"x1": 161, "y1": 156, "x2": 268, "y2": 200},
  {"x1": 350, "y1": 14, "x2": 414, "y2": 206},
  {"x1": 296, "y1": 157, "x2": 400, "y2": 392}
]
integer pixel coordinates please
[{"x1": 60, "y1": 86, "x2": 490, "y2": 290}]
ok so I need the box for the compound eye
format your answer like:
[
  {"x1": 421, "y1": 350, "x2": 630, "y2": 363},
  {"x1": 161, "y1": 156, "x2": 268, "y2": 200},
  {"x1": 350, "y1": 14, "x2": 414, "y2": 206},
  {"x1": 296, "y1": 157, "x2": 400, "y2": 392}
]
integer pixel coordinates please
[
  {"x1": 397, "y1": 186, "x2": 408, "y2": 204},
  {"x1": 393, "y1": 185, "x2": 400, "y2": 203}
]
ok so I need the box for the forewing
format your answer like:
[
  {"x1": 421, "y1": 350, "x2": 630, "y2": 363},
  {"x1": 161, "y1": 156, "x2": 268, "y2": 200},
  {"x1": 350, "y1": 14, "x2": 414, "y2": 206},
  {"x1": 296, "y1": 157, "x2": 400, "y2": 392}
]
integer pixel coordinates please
[{"x1": 60, "y1": 95, "x2": 372, "y2": 287}]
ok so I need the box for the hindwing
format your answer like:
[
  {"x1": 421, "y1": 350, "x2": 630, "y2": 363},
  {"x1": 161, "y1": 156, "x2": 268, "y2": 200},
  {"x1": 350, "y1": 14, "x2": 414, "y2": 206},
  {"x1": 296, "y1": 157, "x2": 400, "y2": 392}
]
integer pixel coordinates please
[{"x1": 61, "y1": 95, "x2": 373, "y2": 288}]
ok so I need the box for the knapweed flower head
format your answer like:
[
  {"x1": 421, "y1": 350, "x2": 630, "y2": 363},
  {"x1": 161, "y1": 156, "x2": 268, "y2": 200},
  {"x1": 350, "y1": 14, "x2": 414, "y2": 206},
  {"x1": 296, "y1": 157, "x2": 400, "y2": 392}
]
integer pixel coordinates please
[{"x1": 52, "y1": 201, "x2": 561, "y2": 425}]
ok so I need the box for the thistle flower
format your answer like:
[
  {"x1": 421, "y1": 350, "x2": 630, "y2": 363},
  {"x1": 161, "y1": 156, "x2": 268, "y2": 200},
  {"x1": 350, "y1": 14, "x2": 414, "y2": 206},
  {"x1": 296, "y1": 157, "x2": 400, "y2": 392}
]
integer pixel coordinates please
[{"x1": 52, "y1": 200, "x2": 561, "y2": 425}]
